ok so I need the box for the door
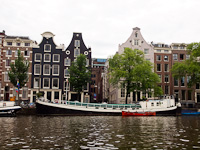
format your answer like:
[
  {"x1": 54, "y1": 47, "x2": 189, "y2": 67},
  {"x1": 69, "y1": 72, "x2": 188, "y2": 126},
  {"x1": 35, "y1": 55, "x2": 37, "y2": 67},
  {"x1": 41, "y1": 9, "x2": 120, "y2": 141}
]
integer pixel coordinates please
[
  {"x1": 4, "y1": 86, "x2": 10, "y2": 101},
  {"x1": 47, "y1": 92, "x2": 51, "y2": 101}
]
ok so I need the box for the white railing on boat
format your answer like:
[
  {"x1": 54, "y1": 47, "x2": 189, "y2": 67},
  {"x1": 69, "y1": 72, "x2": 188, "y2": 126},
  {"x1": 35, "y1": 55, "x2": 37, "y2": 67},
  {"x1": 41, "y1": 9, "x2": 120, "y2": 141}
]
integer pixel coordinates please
[{"x1": 39, "y1": 99, "x2": 141, "y2": 110}]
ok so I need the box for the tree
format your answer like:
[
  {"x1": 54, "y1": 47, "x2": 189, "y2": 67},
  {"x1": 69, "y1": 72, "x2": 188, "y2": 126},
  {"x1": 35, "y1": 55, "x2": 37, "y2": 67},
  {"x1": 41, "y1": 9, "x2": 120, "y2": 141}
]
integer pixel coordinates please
[
  {"x1": 109, "y1": 48, "x2": 162, "y2": 104},
  {"x1": 171, "y1": 42, "x2": 200, "y2": 87},
  {"x1": 8, "y1": 50, "x2": 29, "y2": 104},
  {"x1": 69, "y1": 54, "x2": 91, "y2": 102}
]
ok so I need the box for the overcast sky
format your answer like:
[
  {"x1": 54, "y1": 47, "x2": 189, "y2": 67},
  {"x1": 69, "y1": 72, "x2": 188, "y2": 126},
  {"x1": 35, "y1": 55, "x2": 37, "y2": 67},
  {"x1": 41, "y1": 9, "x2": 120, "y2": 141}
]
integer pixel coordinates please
[{"x1": 1, "y1": 0, "x2": 200, "y2": 58}]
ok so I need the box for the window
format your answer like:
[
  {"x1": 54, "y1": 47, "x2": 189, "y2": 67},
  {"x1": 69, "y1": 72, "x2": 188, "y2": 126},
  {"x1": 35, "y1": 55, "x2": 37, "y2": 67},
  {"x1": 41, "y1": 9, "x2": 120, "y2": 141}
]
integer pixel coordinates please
[
  {"x1": 15, "y1": 51, "x2": 18, "y2": 57},
  {"x1": 158, "y1": 74, "x2": 162, "y2": 83},
  {"x1": 53, "y1": 65, "x2": 59, "y2": 75},
  {"x1": 43, "y1": 78, "x2": 50, "y2": 88},
  {"x1": 34, "y1": 78, "x2": 40, "y2": 88},
  {"x1": 17, "y1": 43, "x2": 20, "y2": 46},
  {"x1": 34, "y1": 64, "x2": 41, "y2": 75},
  {"x1": 22, "y1": 87, "x2": 28, "y2": 99},
  {"x1": 24, "y1": 50, "x2": 30, "y2": 56},
  {"x1": 165, "y1": 75, "x2": 169, "y2": 83},
  {"x1": 164, "y1": 50, "x2": 169, "y2": 53},
  {"x1": 164, "y1": 64, "x2": 169, "y2": 72},
  {"x1": 156, "y1": 55, "x2": 161, "y2": 61},
  {"x1": 182, "y1": 90, "x2": 185, "y2": 100},
  {"x1": 64, "y1": 58, "x2": 71, "y2": 66},
  {"x1": 188, "y1": 90, "x2": 192, "y2": 100},
  {"x1": 64, "y1": 69, "x2": 70, "y2": 77},
  {"x1": 135, "y1": 33, "x2": 138, "y2": 37},
  {"x1": 173, "y1": 54, "x2": 178, "y2": 60},
  {"x1": 6, "y1": 50, "x2": 12, "y2": 55},
  {"x1": 7, "y1": 42, "x2": 12, "y2": 46},
  {"x1": 134, "y1": 40, "x2": 139, "y2": 45},
  {"x1": 181, "y1": 77, "x2": 185, "y2": 86},
  {"x1": 52, "y1": 78, "x2": 59, "y2": 88},
  {"x1": 157, "y1": 64, "x2": 161, "y2": 72},
  {"x1": 44, "y1": 54, "x2": 51, "y2": 62},
  {"x1": 164, "y1": 55, "x2": 169, "y2": 61},
  {"x1": 35, "y1": 54, "x2": 41, "y2": 62},
  {"x1": 44, "y1": 44, "x2": 51, "y2": 52},
  {"x1": 25, "y1": 43, "x2": 30, "y2": 46},
  {"x1": 86, "y1": 59, "x2": 89, "y2": 67},
  {"x1": 165, "y1": 86, "x2": 169, "y2": 95},
  {"x1": 180, "y1": 54, "x2": 184, "y2": 60},
  {"x1": 74, "y1": 48, "x2": 80, "y2": 57},
  {"x1": 121, "y1": 88, "x2": 125, "y2": 97},
  {"x1": 64, "y1": 80, "x2": 70, "y2": 91},
  {"x1": 54, "y1": 92, "x2": 59, "y2": 99},
  {"x1": 4, "y1": 72, "x2": 9, "y2": 81},
  {"x1": 173, "y1": 46, "x2": 178, "y2": 49},
  {"x1": 43, "y1": 64, "x2": 50, "y2": 75},
  {"x1": 74, "y1": 40, "x2": 80, "y2": 47},
  {"x1": 174, "y1": 78, "x2": 178, "y2": 86},
  {"x1": 5, "y1": 60, "x2": 11, "y2": 66},
  {"x1": 180, "y1": 46, "x2": 185, "y2": 49},
  {"x1": 156, "y1": 50, "x2": 161, "y2": 52},
  {"x1": 186, "y1": 54, "x2": 190, "y2": 60},
  {"x1": 53, "y1": 54, "x2": 60, "y2": 62},
  {"x1": 144, "y1": 49, "x2": 149, "y2": 54}
]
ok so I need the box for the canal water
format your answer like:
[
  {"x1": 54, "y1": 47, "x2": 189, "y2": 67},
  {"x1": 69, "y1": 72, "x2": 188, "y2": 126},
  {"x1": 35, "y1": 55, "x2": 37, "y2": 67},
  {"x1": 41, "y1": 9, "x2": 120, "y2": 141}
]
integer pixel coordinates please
[{"x1": 0, "y1": 116, "x2": 200, "y2": 150}]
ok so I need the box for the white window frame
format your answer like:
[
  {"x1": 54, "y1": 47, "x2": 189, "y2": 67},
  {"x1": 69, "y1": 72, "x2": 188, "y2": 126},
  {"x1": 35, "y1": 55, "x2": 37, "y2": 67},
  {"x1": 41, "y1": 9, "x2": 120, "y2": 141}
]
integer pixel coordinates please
[
  {"x1": 22, "y1": 87, "x2": 28, "y2": 99},
  {"x1": 134, "y1": 40, "x2": 139, "y2": 45},
  {"x1": 64, "y1": 81, "x2": 70, "y2": 91},
  {"x1": 5, "y1": 59, "x2": 11, "y2": 67},
  {"x1": 164, "y1": 55, "x2": 169, "y2": 61},
  {"x1": 43, "y1": 78, "x2": 50, "y2": 88},
  {"x1": 34, "y1": 78, "x2": 40, "y2": 88},
  {"x1": 35, "y1": 53, "x2": 42, "y2": 62},
  {"x1": 53, "y1": 54, "x2": 60, "y2": 62},
  {"x1": 157, "y1": 64, "x2": 162, "y2": 72},
  {"x1": 43, "y1": 64, "x2": 50, "y2": 75},
  {"x1": 44, "y1": 44, "x2": 51, "y2": 52},
  {"x1": 164, "y1": 75, "x2": 169, "y2": 83},
  {"x1": 164, "y1": 64, "x2": 169, "y2": 72},
  {"x1": 74, "y1": 48, "x2": 80, "y2": 57},
  {"x1": 74, "y1": 40, "x2": 80, "y2": 47},
  {"x1": 4, "y1": 72, "x2": 10, "y2": 81},
  {"x1": 64, "y1": 69, "x2": 70, "y2": 78},
  {"x1": 24, "y1": 50, "x2": 30, "y2": 57},
  {"x1": 173, "y1": 54, "x2": 178, "y2": 60},
  {"x1": 44, "y1": 54, "x2": 51, "y2": 62},
  {"x1": 6, "y1": 50, "x2": 12, "y2": 56},
  {"x1": 64, "y1": 58, "x2": 71, "y2": 66},
  {"x1": 52, "y1": 78, "x2": 59, "y2": 89},
  {"x1": 156, "y1": 55, "x2": 161, "y2": 61},
  {"x1": 34, "y1": 64, "x2": 41, "y2": 75},
  {"x1": 52, "y1": 65, "x2": 59, "y2": 75}
]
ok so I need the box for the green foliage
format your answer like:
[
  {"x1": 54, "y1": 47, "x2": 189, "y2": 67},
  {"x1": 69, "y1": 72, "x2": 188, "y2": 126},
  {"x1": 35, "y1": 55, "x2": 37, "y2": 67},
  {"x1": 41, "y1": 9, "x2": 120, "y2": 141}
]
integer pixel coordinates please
[
  {"x1": 171, "y1": 42, "x2": 200, "y2": 87},
  {"x1": 8, "y1": 50, "x2": 29, "y2": 89},
  {"x1": 109, "y1": 48, "x2": 162, "y2": 104},
  {"x1": 69, "y1": 54, "x2": 91, "y2": 101}
]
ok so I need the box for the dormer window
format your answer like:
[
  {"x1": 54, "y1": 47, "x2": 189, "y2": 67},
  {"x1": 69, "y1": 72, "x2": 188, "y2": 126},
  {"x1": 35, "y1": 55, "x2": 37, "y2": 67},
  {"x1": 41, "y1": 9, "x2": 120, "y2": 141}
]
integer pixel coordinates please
[
  {"x1": 135, "y1": 32, "x2": 138, "y2": 37},
  {"x1": 44, "y1": 44, "x2": 51, "y2": 52}
]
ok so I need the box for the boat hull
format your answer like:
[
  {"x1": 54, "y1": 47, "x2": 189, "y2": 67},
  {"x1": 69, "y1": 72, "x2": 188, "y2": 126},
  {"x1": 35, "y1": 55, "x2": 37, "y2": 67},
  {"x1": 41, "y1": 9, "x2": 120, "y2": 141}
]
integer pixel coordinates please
[
  {"x1": 36, "y1": 101, "x2": 181, "y2": 116},
  {"x1": 122, "y1": 111, "x2": 156, "y2": 116},
  {"x1": 0, "y1": 106, "x2": 21, "y2": 117}
]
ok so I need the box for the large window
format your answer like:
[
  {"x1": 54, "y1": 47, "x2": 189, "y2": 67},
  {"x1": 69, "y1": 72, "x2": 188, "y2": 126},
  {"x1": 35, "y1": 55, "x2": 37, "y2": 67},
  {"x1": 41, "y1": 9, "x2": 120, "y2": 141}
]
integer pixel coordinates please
[
  {"x1": 44, "y1": 44, "x2": 51, "y2": 52},
  {"x1": 44, "y1": 54, "x2": 51, "y2": 62},
  {"x1": 43, "y1": 78, "x2": 50, "y2": 88},
  {"x1": 53, "y1": 65, "x2": 59, "y2": 75},
  {"x1": 64, "y1": 69, "x2": 70, "y2": 77},
  {"x1": 5, "y1": 60, "x2": 11, "y2": 67},
  {"x1": 181, "y1": 77, "x2": 185, "y2": 86},
  {"x1": 164, "y1": 64, "x2": 169, "y2": 72},
  {"x1": 174, "y1": 78, "x2": 179, "y2": 86},
  {"x1": 6, "y1": 50, "x2": 12, "y2": 55},
  {"x1": 165, "y1": 75, "x2": 169, "y2": 83},
  {"x1": 180, "y1": 54, "x2": 184, "y2": 60},
  {"x1": 34, "y1": 64, "x2": 41, "y2": 75},
  {"x1": 134, "y1": 40, "x2": 139, "y2": 45},
  {"x1": 34, "y1": 78, "x2": 40, "y2": 88},
  {"x1": 64, "y1": 58, "x2": 71, "y2": 66},
  {"x1": 74, "y1": 48, "x2": 80, "y2": 57},
  {"x1": 24, "y1": 50, "x2": 30, "y2": 56},
  {"x1": 156, "y1": 55, "x2": 161, "y2": 61},
  {"x1": 164, "y1": 55, "x2": 169, "y2": 61},
  {"x1": 35, "y1": 53, "x2": 42, "y2": 62},
  {"x1": 53, "y1": 54, "x2": 60, "y2": 62},
  {"x1": 173, "y1": 54, "x2": 178, "y2": 60},
  {"x1": 22, "y1": 87, "x2": 28, "y2": 99},
  {"x1": 157, "y1": 64, "x2": 161, "y2": 72},
  {"x1": 43, "y1": 64, "x2": 50, "y2": 75},
  {"x1": 74, "y1": 40, "x2": 80, "y2": 47},
  {"x1": 52, "y1": 78, "x2": 59, "y2": 88}
]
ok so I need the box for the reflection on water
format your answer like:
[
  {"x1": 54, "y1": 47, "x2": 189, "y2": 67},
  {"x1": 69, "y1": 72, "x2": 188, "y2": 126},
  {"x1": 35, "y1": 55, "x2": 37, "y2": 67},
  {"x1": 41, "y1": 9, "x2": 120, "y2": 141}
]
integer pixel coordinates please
[{"x1": 0, "y1": 116, "x2": 200, "y2": 149}]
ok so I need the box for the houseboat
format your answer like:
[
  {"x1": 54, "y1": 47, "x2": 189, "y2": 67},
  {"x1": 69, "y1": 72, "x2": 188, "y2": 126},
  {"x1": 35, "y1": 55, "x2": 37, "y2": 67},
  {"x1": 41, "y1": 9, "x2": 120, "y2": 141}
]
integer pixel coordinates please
[
  {"x1": 36, "y1": 96, "x2": 181, "y2": 116},
  {"x1": 0, "y1": 101, "x2": 21, "y2": 116}
]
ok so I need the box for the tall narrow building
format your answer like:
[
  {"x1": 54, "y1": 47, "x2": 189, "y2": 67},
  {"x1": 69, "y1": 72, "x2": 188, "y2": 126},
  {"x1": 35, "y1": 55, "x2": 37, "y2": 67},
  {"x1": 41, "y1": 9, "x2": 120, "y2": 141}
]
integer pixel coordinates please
[
  {"x1": 31, "y1": 32, "x2": 64, "y2": 103},
  {"x1": 63, "y1": 33, "x2": 92, "y2": 102}
]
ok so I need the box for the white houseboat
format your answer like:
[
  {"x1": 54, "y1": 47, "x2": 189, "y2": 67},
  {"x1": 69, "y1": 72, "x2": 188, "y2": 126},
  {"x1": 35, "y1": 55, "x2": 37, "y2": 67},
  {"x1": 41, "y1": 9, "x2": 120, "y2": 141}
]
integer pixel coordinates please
[{"x1": 0, "y1": 101, "x2": 21, "y2": 116}]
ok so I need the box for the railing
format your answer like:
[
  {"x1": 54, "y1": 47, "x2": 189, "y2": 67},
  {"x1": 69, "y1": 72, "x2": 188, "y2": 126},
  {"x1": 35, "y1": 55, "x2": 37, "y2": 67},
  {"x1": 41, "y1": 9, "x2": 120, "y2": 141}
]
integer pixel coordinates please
[{"x1": 62, "y1": 101, "x2": 141, "y2": 109}]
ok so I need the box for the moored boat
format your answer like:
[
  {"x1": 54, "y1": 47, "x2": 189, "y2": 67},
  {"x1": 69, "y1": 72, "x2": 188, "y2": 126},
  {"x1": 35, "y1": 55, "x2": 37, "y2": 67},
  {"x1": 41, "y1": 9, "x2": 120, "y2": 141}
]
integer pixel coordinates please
[
  {"x1": 36, "y1": 96, "x2": 181, "y2": 116},
  {"x1": 122, "y1": 111, "x2": 156, "y2": 116},
  {"x1": 0, "y1": 101, "x2": 21, "y2": 116}
]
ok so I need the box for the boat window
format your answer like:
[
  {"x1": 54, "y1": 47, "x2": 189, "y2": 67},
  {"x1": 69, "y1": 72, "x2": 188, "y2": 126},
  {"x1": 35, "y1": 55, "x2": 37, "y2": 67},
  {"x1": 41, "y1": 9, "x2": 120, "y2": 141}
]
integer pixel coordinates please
[{"x1": 151, "y1": 103, "x2": 154, "y2": 106}]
